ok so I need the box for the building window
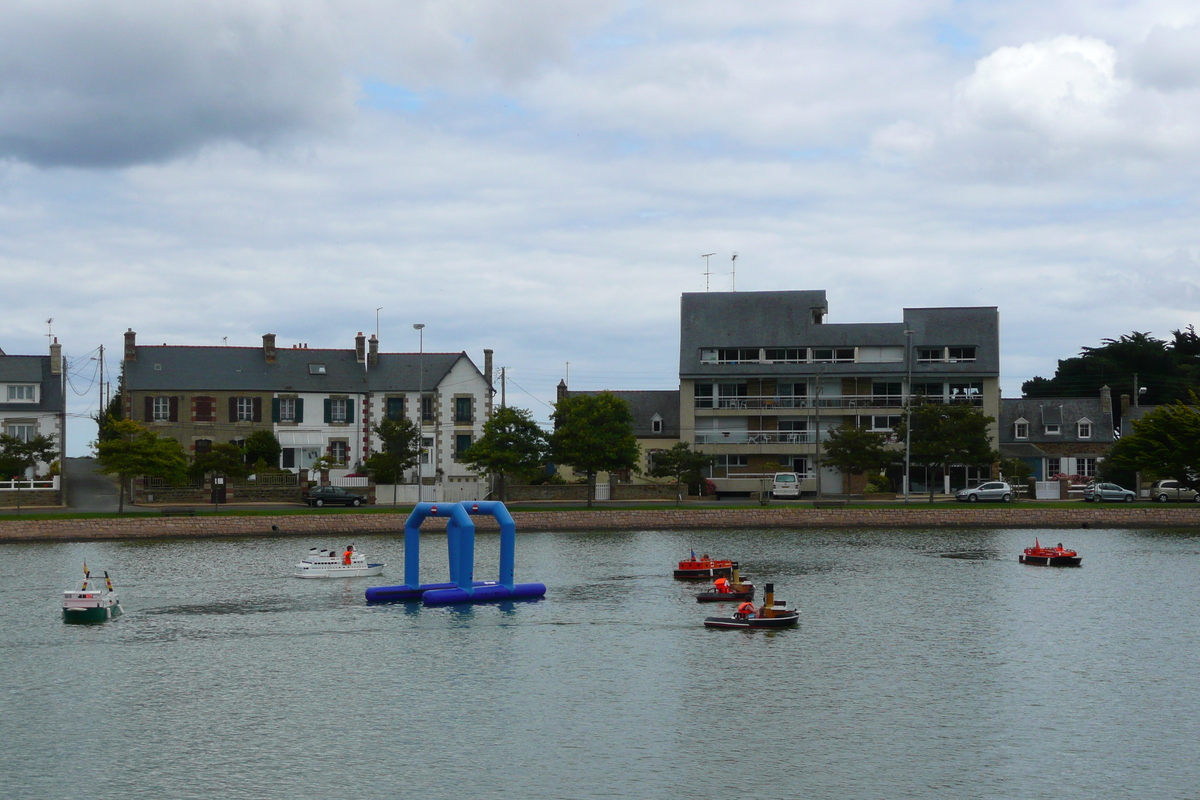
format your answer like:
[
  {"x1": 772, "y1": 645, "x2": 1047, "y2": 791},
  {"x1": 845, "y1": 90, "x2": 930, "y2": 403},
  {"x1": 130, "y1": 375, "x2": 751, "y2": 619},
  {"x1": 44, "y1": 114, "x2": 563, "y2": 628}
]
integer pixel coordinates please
[
  {"x1": 717, "y1": 383, "x2": 748, "y2": 408},
  {"x1": 7, "y1": 385, "x2": 35, "y2": 402},
  {"x1": 421, "y1": 396, "x2": 434, "y2": 423},
  {"x1": 652, "y1": 416, "x2": 663, "y2": 434},
  {"x1": 329, "y1": 441, "x2": 348, "y2": 464},
  {"x1": 1045, "y1": 424, "x2": 1061, "y2": 435},
  {"x1": 871, "y1": 382, "x2": 902, "y2": 406},
  {"x1": 1078, "y1": 421, "x2": 1092, "y2": 438},
  {"x1": 947, "y1": 346, "x2": 977, "y2": 362},
  {"x1": 455, "y1": 397, "x2": 473, "y2": 424},
  {"x1": 694, "y1": 384, "x2": 714, "y2": 408},
  {"x1": 194, "y1": 397, "x2": 215, "y2": 422},
  {"x1": 420, "y1": 436, "x2": 433, "y2": 464},
  {"x1": 948, "y1": 383, "x2": 983, "y2": 405},
  {"x1": 386, "y1": 397, "x2": 405, "y2": 421},
  {"x1": 455, "y1": 433, "x2": 473, "y2": 458},
  {"x1": 308, "y1": 363, "x2": 327, "y2": 375},
  {"x1": 917, "y1": 348, "x2": 943, "y2": 363},
  {"x1": 330, "y1": 398, "x2": 348, "y2": 424},
  {"x1": 1046, "y1": 457, "x2": 1061, "y2": 477},
  {"x1": 278, "y1": 398, "x2": 296, "y2": 423},
  {"x1": 790, "y1": 456, "x2": 810, "y2": 477},
  {"x1": 194, "y1": 439, "x2": 213, "y2": 454},
  {"x1": 153, "y1": 396, "x2": 171, "y2": 421},
  {"x1": 764, "y1": 348, "x2": 806, "y2": 363},
  {"x1": 911, "y1": 382, "x2": 943, "y2": 401},
  {"x1": 5, "y1": 423, "x2": 35, "y2": 442},
  {"x1": 281, "y1": 448, "x2": 296, "y2": 469},
  {"x1": 237, "y1": 397, "x2": 255, "y2": 421},
  {"x1": 1014, "y1": 421, "x2": 1029, "y2": 439},
  {"x1": 1078, "y1": 457, "x2": 1097, "y2": 477},
  {"x1": 867, "y1": 415, "x2": 901, "y2": 432}
]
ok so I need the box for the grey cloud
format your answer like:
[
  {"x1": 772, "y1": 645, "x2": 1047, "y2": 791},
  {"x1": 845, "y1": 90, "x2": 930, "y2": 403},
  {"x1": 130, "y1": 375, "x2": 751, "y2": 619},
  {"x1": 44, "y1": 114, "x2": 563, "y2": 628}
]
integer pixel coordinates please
[
  {"x1": 1127, "y1": 24, "x2": 1200, "y2": 91},
  {"x1": 0, "y1": 2, "x2": 354, "y2": 168}
]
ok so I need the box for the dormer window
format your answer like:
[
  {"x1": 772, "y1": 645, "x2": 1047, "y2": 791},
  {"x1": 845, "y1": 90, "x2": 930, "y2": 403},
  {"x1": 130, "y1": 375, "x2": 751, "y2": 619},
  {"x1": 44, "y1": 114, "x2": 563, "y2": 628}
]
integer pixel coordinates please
[
  {"x1": 651, "y1": 414, "x2": 663, "y2": 434},
  {"x1": 6, "y1": 384, "x2": 36, "y2": 402},
  {"x1": 1014, "y1": 419, "x2": 1028, "y2": 439},
  {"x1": 1045, "y1": 424, "x2": 1061, "y2": 435},
  {"x1": 1077, "y1": 420, "x2": 1092, "y2": 439}
]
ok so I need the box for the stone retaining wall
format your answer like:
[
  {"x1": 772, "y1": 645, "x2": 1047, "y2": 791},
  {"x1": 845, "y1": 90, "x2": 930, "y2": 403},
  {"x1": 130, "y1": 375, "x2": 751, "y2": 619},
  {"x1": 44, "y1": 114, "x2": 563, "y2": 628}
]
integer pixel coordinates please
[{"x1": 2, "y1": 505, "x2": 1199, "y2": 543}]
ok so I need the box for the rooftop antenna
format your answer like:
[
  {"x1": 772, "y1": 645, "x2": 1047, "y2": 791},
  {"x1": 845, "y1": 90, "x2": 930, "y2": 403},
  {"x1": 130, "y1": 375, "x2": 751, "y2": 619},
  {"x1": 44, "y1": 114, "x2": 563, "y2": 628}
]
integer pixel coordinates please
[
  {"x1": 565, "y1": 361, "x2": 570, "y2": 388},
  {"x1": 45, "y1": 318, "x2": 53, "y2": 342},
  {"x1": 701, "y1": 253, "x2": 715, "y2": 291},
  {"x1": 731, "y1": 252, "x2": 738, "y2": 291},
  {"x1": 223, "y1": 337, "x2": 228, "y2": 346}
]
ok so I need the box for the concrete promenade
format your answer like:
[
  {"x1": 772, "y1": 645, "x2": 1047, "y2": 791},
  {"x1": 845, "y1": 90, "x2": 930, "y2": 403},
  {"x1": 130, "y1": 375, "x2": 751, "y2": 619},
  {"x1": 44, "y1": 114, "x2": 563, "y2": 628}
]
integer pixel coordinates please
[{"x1": 2, "y1": 505, "x2": 1199, "y2": 542}]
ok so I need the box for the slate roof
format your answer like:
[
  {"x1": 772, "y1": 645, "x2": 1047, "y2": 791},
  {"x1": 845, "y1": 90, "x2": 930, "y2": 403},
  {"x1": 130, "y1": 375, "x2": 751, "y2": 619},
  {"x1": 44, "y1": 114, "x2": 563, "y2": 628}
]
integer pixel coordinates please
[
  {"x1": 679, "y1": 291, "x2": 999, "y2": 378},
  {"x1": 123, "y1": 345, "x2": 476, "y2": 393},
  {"x1": 0, "y1": 354, "x2": 64, "y2": 413},
  {"x1": 565, "y1": 389, "x2": 680, "y2": 438},
  {"x1": 999, "y1": 397, "x2": 1115, "y2": 444}
]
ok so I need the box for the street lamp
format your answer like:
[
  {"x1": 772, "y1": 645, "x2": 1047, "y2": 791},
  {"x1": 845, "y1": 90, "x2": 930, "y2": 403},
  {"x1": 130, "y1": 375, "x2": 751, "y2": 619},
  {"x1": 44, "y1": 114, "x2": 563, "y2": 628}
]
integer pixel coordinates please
[
  {"x1": 414, "y1": 324, "x2": 425, "y2": 503},
  {"x1": 904, "y1": 329, "x2": 915, "y2": 504}
]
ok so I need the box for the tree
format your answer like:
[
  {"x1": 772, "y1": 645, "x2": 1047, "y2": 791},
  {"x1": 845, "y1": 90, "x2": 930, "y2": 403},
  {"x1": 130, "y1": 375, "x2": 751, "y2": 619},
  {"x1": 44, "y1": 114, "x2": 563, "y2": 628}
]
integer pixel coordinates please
[
  {"x1": 550, "y1": 392, "x2": 640, "y2": 507},
  {"x1": 243, "y1": 430, "x2": 282, "y2": 468},
  {"x1": 94, "y1": 390, "x2": 125, "y2": 444},
  {"x1": 1102, "y1": 396, "x2": 1200, "y2": 490},
  {"x1": 458, "y1": 406, "x2": 549, "y2": 501},
  {"x1": 822, "y1": 425, "x2": 893, "y2": 490},
  {"x1": 893, "y1": 402, "x2": 998, "y2": 502},
  {"x1": 364, "y1": 417, "x2": 422, "y2": 499},
  {"x1": 0, "y1": 433, "x2": 59, "y2": 479},
  {"x1": 94, "y1": 419, "x2": 189, "y2": 513},
  {"x1": 189, "y1": 443, "x2": 248, "y2": 483},
  {"x1": 648, "y1": 442, "x2": 716, "y2": 505}
]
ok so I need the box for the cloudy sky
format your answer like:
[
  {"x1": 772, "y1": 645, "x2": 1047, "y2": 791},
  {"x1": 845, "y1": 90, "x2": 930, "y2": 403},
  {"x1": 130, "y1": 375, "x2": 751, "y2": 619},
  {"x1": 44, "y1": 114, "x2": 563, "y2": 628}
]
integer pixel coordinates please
[{"x1": 4, "y1": 1, "x2": 1200, "y2": 454}]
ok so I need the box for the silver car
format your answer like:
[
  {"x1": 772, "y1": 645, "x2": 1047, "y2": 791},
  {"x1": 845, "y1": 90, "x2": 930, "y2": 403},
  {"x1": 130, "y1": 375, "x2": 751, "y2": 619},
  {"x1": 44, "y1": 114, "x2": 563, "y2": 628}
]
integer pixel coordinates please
[
  {"x1": 1083, "y1": 482, "x2": 1136, "y2": 502},
  {"x1": 955, "y1": 481, "x2": 1013, "y2": 502},
  {"x1": 1150, "y1": 480, "x2": 1200, "y2": 503}
]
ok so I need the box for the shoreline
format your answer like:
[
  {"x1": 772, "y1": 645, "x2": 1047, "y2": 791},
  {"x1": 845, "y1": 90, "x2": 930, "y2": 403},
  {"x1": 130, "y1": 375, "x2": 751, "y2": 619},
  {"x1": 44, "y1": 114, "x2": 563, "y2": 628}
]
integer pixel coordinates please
[{"x1": 2, "y1": 505, "x2": 1199, "y2": 542}]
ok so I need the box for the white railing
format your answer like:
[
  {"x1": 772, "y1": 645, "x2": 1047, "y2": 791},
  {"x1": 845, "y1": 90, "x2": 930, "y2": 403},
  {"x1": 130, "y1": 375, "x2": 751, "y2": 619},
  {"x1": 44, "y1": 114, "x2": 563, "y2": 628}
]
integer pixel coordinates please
[
  {"x1": 594, "y1": 483, "x2": 611, "y2": 500},
  {"x1": 330, "y1": 476, "x2": 369, "y2": 487},
  {"x1": 373, "y1": 482, "x2": 486, "y2": 505},
  {"x1": 696, "y1": 393, "x2": 980, "y2": 410},
  {"x1": 0, "y1": 476, "x2": 59, "y2": 491},
  {"x1": 695, "y1": 430, "x2": 816, "y2": 445}
]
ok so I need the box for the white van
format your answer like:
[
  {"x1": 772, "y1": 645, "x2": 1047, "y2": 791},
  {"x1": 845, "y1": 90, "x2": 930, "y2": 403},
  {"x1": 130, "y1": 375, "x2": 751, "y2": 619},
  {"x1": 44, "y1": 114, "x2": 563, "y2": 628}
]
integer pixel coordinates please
[{"x1": 771, "y1": 472, "x2": 802, "y2": 499}]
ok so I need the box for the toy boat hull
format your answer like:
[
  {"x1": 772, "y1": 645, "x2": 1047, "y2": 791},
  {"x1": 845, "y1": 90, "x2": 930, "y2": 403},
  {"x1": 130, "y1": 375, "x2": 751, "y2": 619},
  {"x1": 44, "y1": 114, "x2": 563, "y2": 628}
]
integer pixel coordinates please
[
  {"x1": 1019, "y1": 554, "x2": 1082, "y2": 567},
  {"x1": 696, "y1": 589, "x2": 755, "y2": 602},
  {"x1": 704, "y1": 611, "x2": 799, "y2": 629},
  {"x1": 295, "y1": 563, "x2": 385, "y2": 578},
  {"x1": 63, "y1": 602, "x2": 122, "y2": 624},
  {"x1": 674, "y1": 559, "x2": 735, "y2": 579}
]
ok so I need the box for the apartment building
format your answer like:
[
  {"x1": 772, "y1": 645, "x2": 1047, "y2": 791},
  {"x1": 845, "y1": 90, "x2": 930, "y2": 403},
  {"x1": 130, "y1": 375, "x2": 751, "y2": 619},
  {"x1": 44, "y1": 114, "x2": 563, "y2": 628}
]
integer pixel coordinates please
[
  {"x1": 679, "y1": 291, "x2": 1000, "y2": 496},
  {"x1": 121, "y1": 330, "x2": 493, "y2": 488}
]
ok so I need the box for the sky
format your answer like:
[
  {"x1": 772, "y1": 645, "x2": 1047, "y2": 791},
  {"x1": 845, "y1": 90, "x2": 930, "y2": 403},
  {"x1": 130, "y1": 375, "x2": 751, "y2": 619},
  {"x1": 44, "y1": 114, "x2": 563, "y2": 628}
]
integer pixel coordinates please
[{"x1": 3, "y1": 1, "x2": 1200, "y2": 456}]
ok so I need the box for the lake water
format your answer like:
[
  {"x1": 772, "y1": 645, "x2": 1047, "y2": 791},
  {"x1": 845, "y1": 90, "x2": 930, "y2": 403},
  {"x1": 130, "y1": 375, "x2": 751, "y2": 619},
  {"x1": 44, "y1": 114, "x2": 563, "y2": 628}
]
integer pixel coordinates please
[{"x1": 3, "y1": 526, "x2": 1199, "y2": 800}]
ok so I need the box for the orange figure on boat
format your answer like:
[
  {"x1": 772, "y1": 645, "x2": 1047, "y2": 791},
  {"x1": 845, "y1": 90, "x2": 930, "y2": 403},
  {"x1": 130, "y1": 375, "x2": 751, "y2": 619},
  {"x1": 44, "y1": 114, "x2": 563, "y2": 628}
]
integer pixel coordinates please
[
  {"x1": 675, "y1": 550, "x2": 735, "y2": 580},
  {"x1": 705, "y1": 583, "x2": 800, "y2": 629},
  {"x1": 695, "y1": 564, "x2": 756, "y2": 602},
  {"x1": 1019, "y1": 538, "x2": 1082, "y2": 567}
]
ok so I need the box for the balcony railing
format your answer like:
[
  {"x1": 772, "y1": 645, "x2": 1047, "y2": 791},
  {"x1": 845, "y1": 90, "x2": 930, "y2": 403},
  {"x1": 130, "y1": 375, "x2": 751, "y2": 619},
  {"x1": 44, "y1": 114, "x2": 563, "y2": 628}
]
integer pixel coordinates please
[
  {"x1": 695, "y1": 430, "x2": 817, "y2": 445},
  {"x1": 695, "y1": 393, "x2": 981, "y2": 410}
]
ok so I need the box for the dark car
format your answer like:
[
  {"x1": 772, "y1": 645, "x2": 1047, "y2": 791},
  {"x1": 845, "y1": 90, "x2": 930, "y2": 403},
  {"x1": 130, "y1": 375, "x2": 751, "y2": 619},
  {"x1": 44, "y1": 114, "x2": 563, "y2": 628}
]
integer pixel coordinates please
[{"x1": 303, "y1": 485, "x2": 366, "y2": 507}]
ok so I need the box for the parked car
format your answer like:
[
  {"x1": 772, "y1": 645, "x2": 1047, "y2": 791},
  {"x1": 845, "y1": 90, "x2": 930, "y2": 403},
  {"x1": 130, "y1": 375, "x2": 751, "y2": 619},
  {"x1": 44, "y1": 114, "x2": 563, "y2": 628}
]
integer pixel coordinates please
[
  {"x1": 303, "y1": 485, "x2": 366, "y2": 507},
  {"x1": 1083, "y1": 482, "x2": 1136, "y2": 503},
  {"x1": 771, "y1": 472, "x2": 802, "y2": 499},
  {"x1": 955, "y1": 481, "x2": 1013, "y2": 502},
  {"x1": 1150, "y1": 480, "x2": 1200, "y2": 503}
]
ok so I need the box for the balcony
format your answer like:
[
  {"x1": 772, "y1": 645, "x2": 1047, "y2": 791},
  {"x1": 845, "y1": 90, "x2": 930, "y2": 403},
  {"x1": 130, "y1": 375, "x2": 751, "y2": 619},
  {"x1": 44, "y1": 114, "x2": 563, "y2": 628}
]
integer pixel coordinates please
[
  {"x1": 695, "y1": 430, "x2": 817, "y2": 445},
  {"x1": 696, "y1": 393, "x2": 905, "y2": 410}
]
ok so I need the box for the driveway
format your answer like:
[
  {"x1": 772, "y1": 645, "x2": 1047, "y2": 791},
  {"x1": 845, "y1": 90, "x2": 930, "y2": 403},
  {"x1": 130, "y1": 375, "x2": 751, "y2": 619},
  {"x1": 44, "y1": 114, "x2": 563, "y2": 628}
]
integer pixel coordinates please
[{"x1": 63, "y1": 457, "x2": 123, "y2": 512}]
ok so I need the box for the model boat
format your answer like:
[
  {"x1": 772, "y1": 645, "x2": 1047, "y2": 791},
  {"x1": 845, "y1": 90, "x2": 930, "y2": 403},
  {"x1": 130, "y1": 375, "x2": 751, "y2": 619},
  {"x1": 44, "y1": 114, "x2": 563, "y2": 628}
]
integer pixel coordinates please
[
  {"x1": 295, "y1": 545, "x2": 385, "y2": 578},
  {"x1": 704, "y1": 583, "x2": 799, "y2": 628},
  {"x1": 696, "y1": 564, "x2": 755, "y2": 602},
  {"x1": 675, "y1": 552, "x2": 735, "y2": 579},
  {"x1": 62, "y1": 565, "x2": 123, "y2": 623},
  {"x1": 1019, "y1": 539, "x2": 1082, "y2": 567}
]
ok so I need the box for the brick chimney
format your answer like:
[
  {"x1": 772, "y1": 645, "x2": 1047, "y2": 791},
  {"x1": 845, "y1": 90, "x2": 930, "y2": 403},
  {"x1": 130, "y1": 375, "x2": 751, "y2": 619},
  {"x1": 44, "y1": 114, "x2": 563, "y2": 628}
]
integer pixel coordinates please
[
  {"x1": 355, "y1": 332, "x2": 366, "y2": 364},
  {"x1": 1120, "y1": 393, "x2": 1130, "y2": 417},
  {"x1": 1099, "y1": 384, "x2": 1111, "y2": 416},
  {"x1": 484, "y1": 348, "x2": 493, "y2": 389},
  {"x1": 49, "y1": 337, "x2": 62, "y2": 375},
  {"x1": 124, "y1": 328, "x2": 137, "y2": 362},
  {"x1": 263, "y1": 333, "x2": 277, "y2": 364},
  {"x1": 368, "y1": 335, "x2": 379, "y2": 368}
]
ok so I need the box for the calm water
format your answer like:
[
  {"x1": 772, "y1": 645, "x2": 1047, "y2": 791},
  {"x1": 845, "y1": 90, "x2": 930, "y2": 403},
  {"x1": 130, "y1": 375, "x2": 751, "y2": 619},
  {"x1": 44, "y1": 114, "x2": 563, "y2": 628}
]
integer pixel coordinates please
[{"x1": 3, "y1": 526, "x2": 1199, "y2": 800}]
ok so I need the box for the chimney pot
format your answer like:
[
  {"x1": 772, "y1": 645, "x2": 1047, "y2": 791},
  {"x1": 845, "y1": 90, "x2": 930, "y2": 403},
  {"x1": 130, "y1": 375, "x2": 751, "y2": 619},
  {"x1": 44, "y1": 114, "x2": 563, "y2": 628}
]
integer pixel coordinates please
[
  {"x1": 124, "y1": 328, "x2": 137, "y2": 362},
  {"x1": 263, "y1": 333, "x2": 277, "y2": 364}
]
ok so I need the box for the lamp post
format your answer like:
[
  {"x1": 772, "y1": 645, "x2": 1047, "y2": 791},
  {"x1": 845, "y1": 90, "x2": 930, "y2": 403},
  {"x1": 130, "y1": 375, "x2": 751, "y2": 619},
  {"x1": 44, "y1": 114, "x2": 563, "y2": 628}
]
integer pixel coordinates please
[
  {"x1": 414, "y1": 324, "x2": 425, "y2": 503},
  {"x1": 904, "y1": 329, "x2": 915, "y2": 504}
]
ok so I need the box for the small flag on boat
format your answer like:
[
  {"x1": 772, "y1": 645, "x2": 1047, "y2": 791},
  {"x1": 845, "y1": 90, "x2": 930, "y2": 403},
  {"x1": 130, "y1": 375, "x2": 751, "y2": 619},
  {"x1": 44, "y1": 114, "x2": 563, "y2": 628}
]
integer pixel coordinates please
[
  {"x1": 83, "y1": 562, "x2": 90, "y2": 578},
  {"x1": 691, "y1": 549, "x2": 696, "y2": 560},
  {"x1": 104, "y1": 572, "x2": 113, "y2": 592}
]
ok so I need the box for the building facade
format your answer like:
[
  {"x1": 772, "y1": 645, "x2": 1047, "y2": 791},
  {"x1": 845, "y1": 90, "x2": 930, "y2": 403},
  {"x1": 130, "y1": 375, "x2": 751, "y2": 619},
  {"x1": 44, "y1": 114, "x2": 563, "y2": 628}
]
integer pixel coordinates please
[
  {"x1": 555, "y1": 385, "x2": 681, "y2": 485},
  {"x1": 998, "y1": 387, "x2": 1116, "y2": 481},
  {"x1": 679, "y1": 291, "x2": 1001, "y2": 496},
  {"x1": 121, "y1": 330, "x2": 493, "y2": 488},
  {"x1": 0, "y1": 338, "x2": 65, "y2": 477}
]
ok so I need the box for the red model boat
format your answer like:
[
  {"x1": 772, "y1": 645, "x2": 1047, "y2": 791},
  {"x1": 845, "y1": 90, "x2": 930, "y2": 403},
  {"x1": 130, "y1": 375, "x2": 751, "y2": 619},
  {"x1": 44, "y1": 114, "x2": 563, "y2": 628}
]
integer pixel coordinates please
[
  {"x1": 674, "y1": 553, "x2": 735, "y2": 580},
  {"x1": 1019, "y1": 538, "x2": 1082, "y2": 567}
]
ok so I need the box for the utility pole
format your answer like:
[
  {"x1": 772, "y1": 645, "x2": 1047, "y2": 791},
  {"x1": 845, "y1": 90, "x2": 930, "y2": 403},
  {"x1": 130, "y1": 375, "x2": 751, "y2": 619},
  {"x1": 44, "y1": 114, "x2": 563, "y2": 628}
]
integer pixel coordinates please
[
  {"x1": 731, "y1": 252, "x2": 738, "y2": 291},
  {"x1": 501, "y1": 367, "x2": 507, "y2": 409},
  {"x1": 904, "y1": 330, "x2": 914, "y2": 503}
]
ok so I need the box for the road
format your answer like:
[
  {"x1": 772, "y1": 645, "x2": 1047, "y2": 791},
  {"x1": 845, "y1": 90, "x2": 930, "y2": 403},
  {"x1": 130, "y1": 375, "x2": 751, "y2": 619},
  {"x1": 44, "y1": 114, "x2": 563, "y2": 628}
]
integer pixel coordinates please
[{"x1": 63, "y1": 457, "x2": 124, "y2": 513}]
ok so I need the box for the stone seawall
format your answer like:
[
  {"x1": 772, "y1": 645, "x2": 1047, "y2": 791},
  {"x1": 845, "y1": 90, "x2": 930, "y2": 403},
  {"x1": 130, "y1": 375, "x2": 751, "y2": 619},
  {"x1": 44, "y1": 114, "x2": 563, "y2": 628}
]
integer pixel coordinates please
[{"x1": 2, "y1": 506, "x2": 1199, "y2": 542}]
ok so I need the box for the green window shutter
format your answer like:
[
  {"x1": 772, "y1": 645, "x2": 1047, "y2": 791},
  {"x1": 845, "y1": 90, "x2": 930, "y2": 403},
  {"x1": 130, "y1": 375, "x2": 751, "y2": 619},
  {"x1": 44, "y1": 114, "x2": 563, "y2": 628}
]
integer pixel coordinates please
[
  {"x1": 272, "y1": 398, "x2": 280, "y2": 423},
  {"x1": 324, "y1": 399, "x2": 331, "y2": 423},
  {"x1": 295, "y1": 398, "x2": 304, "y2": 423},
  {"x1": 346, "y1": 400, "x2": 355, "y2": 424}
]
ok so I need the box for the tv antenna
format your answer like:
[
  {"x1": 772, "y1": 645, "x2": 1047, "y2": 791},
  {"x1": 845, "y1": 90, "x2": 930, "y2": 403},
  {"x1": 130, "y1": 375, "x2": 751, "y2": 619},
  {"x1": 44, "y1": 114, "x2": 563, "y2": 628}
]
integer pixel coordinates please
[
  {"x1": 731, "y1": 252, "x2": 738, "y2": 291},
  {"x1": 46, "y1": 318, "x2": 54, "y2": 341},
  {"x1": 701, "y1": 253, "x2": 716, "y2": 291}
]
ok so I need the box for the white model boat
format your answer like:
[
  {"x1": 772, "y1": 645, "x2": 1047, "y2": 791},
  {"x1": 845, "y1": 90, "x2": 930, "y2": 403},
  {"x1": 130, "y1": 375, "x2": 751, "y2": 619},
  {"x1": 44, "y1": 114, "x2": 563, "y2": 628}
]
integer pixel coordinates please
[
  {"x1": 63, "y1": 565, "x2": 123, "y2": 623},
  {"x1": 295, "y1": 545, "x2": 385, "y2": 578}
]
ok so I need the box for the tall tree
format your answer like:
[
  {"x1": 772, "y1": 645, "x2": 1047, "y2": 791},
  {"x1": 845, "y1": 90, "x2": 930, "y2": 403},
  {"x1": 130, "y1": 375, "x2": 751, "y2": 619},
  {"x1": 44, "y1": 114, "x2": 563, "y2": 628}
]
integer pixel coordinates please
[
  {"x1": 364, "y1": 417, "x2": 422, "y2": 500},
  {"x1": 550, "y1": 392, "x2": 640, "y2": 507},
  {"x1": 189, "y1": 443, "x2": 248, "y2": 483},
  {"x1": 0, "y1": 433, "x2": 59, "y2": 479},
  {"x1": 648, "y1": 442, "x2": 716, "y2": 505},
  {"x1": 243, "y1": 430, "x2": 282, "y2": 468},
  {"x1": 1101, "y1": 396, "x2": 1200, "y2": 490},
  {"x1": 822, "y1": 425, "x2": 893, "y2": 489},
  {"x1": 94, "y1": 419, "x2": 189, "y2": 513},
  {"x1": 893, "y1": 402, "x2": 998, "y2": 502},
  {"x1": 458, "y1": 406, "x2": 548, "y2": 501}
]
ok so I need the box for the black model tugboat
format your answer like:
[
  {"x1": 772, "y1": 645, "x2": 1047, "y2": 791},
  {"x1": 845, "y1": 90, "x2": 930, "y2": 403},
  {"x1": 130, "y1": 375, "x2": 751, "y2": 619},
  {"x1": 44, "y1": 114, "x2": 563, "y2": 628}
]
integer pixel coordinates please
[
  {"x1": 704, "y1": 583, "x2": 799, "y2": 629},
  {"x1": 1019, "y1": 538, "x2": 1082, "y2": 567},
  {"x1": 674, "y1": 552, "x2": 735, "y2": 580},
  {"x1": 696, "y1": 564, "x2": 755, "y2": 602}
]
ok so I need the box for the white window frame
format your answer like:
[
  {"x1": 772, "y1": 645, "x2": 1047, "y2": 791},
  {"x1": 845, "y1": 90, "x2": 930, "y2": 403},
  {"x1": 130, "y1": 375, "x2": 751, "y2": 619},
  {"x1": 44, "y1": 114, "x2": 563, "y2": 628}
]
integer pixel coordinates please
[
  {"x1": 6, "y1": 384, "x2": 37, "y2": 402},
  {"x1": 279, "y1": 397, "x2": 296, "y2": 423},
  {"x1": 1077, "y1": 420, "x2": 1092, "y2": 439},
  {"x1": 153, "y1": 396, "x2": 171, "y2": 422},
  {"x1": 1014, "y1": 420, "x2": 1029, "y2": 439},
  {"x1": 1044, "y1": 424, "x2": 1061, "y2": 435},
  {"x1": 329, "y1": 440, "x2": 348, "y2": 464},
  {"x1": 5, "y1": 423, "x2": 36, "y2": 442},
  {"x1": 236, "y1": 397, "x2": 254, "y2": 422},
  {"x1": 329, "y1": 398, "x2": 348, "y2": 424}
]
